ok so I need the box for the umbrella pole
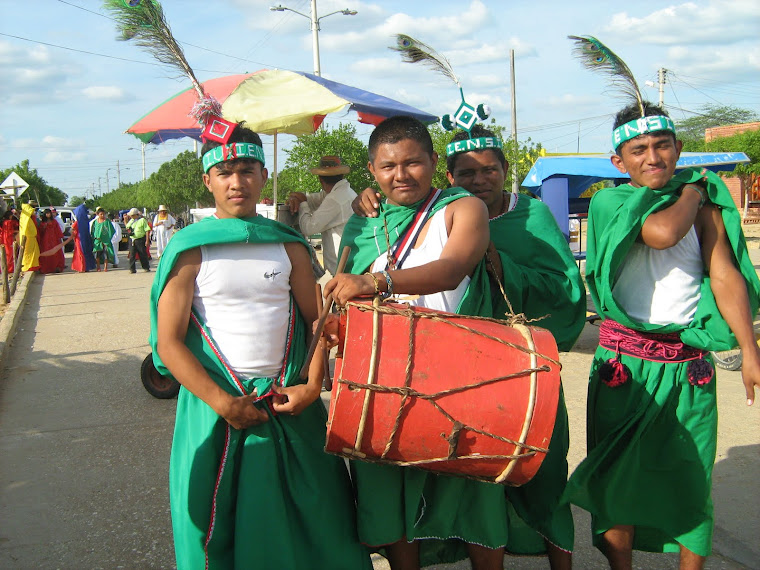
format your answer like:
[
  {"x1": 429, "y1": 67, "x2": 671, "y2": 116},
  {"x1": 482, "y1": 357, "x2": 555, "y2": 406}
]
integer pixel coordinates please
[{"x1": 273, "y1": 129, "x2": 278, "y2": 205}]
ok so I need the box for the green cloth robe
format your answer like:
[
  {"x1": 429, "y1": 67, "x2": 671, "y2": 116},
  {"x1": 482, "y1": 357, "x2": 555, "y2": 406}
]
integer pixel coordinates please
[
  {"x1": 489, "y1": 193, "x2": 587, "y2": 554},
  {"x1": 90, "y1": 219, "x2": 115, "y2": 264},
  {"x1": 564, "y1": 168, "x2": 760, "y2": 557},
  {"x1": 149, "y1": 215, "x2": 371, "y2": 570},
  {"x1": 340, "y1": 188, "x2": 514, "y2": 567}
]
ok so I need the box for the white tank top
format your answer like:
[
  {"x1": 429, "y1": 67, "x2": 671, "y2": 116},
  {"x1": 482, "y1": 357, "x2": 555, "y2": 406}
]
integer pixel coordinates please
[
  {"x1": 372, "y1": 207, "x2": 470, "y2": 312},
  {"x1": 193, "y1": 242, "x2": 292, "y2": 378},
  {"x1": 612, "y1": 226, "x2": 702, "y2": 326}
]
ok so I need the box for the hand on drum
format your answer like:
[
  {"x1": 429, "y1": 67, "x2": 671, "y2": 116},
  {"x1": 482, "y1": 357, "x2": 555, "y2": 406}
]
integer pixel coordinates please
[
  {"x1": 218, "y1": 391, "x2": 269, "y2": 430},
  {"x1": 351, "y1": 188, "x2": 382, "y2": 218},
  {"x1": 324, "y1": 273, "x2": 375, "y2": 307},
  {"x1": 271, "y1": 383, "x2": 321, "y2": 415}
]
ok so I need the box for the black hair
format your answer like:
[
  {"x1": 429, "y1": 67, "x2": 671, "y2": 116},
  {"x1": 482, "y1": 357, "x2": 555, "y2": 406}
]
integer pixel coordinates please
[
  {"x1": 446, "y1": 125, "x2": 508, "y2": 173},
  {"x1": 368, "y1": 116, "x2": 434, "y2": 163},
  {"x1": 320, "y1": 174, "x2": 345, "y2": 185},
  {"x1": 613, "y1": 101, "x2": 675, "y2": 154},
  {"x1": 200, "y1": 122, "x2": 265, "y2": 167}
]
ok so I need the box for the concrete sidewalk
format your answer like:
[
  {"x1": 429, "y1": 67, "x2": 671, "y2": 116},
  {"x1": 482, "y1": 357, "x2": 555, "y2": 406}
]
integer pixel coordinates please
[{"x1": 0, "y1": 247, "x2": 758, "y2": 569}]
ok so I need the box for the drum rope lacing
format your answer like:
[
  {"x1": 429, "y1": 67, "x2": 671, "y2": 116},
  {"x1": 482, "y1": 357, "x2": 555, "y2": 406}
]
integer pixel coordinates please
[{"x1": 337, "y1": 300, "x2": 558, "y2": 478}]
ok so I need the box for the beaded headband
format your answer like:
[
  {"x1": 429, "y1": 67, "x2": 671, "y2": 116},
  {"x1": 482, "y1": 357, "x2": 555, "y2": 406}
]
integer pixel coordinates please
[
  {"x1": 202, "y1": 143, "x2": 266, "y2": 173},
  {"x1": 612, "y1": 115, "x2": 676, "y2": 150}
]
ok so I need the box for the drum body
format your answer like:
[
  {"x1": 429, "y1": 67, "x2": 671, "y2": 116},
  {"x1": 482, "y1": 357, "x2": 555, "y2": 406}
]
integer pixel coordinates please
[{"x1": 325, "y1": 301, "x2": 561, "y2": 486}]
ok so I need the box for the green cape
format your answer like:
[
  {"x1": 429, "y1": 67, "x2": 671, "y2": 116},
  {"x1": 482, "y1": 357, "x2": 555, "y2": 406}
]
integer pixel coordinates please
[
  {"x1": 148, "y1": 215, "x2": 371, "y2": 569},
  {"x1": 90, "y1": 219, "x2": 115, "y2": 264},
  {"x1": 586, "y1": 167, "x2": 760, "y2": 351},
  {"x1": 490, "y1": 194, "x2": 586, "y2": 351}
]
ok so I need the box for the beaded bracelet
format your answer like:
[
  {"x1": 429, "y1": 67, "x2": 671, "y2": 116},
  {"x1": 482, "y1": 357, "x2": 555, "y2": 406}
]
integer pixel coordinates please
[
  {"x1": 379, "y1": 270, "x2": 394, "y2": 300},
  {"x1": 684, "y1": 184, "x2": 707, "y2": 208},
  {"x1": 364, "y1": 271, "x2": 380, "y2": 296}
]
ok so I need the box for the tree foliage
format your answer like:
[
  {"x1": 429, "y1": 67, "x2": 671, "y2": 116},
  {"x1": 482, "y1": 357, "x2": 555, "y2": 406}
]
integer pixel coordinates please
[
  {"x1": 0, "y1": 160, "x2": 67, "y2": 206},
  {"x1": 264, "y1": 123, "x2": 372, "y2": 199},
  {"x1": 677, "y1": 104, "x2": 758, "y2": 148}
]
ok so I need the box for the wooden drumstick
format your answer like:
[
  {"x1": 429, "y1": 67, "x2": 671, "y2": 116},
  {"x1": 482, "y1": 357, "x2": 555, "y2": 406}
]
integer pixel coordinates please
[
  {"x1": 315, "y1": 283, "x2": 333, "y2": 391},
  {"x1": 299, "y1": 246, "x2": 351, "y2": 379}
]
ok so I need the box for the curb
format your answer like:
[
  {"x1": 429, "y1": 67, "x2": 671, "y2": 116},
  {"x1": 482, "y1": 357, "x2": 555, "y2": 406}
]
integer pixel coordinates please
[{"x1": 0, "y1": 271, "x2": 36, "y2": 371}]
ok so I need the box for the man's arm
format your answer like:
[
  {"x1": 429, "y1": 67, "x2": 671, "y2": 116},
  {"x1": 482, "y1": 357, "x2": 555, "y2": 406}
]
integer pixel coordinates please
[
  {"x1": 271, "y1": 241, "x2": 325, "y2": 414},
  {"x1": 156, "y1": 248, "x2": 269, "y2": 428},
  {"x1": 297, "y1": 194, "x2": 343, "y2": 236},
  {"x1": 640, "y1": 184, "x2": 704, "y2": 249},
  {"x1": 143, "y1": 219, "x2": 151, "y2": 246},
  {"x1": 326, "y1": 196, "x2": 490, "y2": 305},
  {"x1": 698, "y1": 204, "x2": 760, "y2": 405}
]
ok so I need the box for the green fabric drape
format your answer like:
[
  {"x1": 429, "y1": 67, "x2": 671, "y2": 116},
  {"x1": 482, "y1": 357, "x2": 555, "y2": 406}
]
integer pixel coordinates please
[{"x1": 149, "y1": 215, "x2": 371, "y2": 569}]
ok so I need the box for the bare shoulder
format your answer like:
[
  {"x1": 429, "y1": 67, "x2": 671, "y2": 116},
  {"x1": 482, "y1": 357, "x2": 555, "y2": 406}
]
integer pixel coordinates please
[
  {"x1": 447, "y1": 195, "x2": 489, "y2": 226},
  {"x1": 283, "y1": 240, "x2": 311, "y2": 266},
  {"x1": 166, "y1": 247, "x2": 202, "y2": 282}
]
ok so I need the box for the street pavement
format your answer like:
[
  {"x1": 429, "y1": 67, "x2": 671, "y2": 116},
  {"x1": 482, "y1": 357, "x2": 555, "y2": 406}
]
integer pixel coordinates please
[{"x1": 0, "y1": 246, "x2": 758, "y2": 569}]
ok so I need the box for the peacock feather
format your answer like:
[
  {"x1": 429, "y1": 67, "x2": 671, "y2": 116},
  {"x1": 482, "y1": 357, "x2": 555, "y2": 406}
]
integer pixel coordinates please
[
  {"x1": 103, "y1": 0, "x2": 204, "y2": 99},
  {"x1": 390, "y1": 34, "x2": 460, "y2": 87},
  {"x1": 567, "y1": 35, "x2": 644, "y2": 116}
]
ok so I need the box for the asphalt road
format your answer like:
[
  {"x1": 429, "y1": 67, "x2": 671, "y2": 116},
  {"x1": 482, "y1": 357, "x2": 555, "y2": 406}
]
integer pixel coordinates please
[{"x1": 0, "y1": 247, "x2": 757, "y2": 569}]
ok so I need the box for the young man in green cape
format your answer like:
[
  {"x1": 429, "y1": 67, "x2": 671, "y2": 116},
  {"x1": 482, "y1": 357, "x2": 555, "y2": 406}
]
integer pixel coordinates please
[
  {"x1": 326, "y1": 115, "x2": 510, "y2": 570},
  {"x1": 90, "y1": 207, "x2": 115, "y2": 272},
  {"x1": 564, "y1": 102, "x2": 760, "y2": 569},
  {"x1": 353, "y1": 125, "x2": 586, "y2": 568},
  {"x1": 149, "y1": 123, "x2": 370, "y2": 570}
]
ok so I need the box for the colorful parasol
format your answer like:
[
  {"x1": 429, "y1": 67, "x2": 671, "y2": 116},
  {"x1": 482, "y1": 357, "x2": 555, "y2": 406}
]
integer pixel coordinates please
[
  {"x1": 127, "y1": 68, "x2": 438, "y2": 142},
  {"x1": 127, "y1": 68, "x2": 438, "y2": 201}
]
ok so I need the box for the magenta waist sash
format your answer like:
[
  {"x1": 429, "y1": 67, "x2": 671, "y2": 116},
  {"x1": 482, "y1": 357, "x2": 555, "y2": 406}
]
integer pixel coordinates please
[{"x1": 597, "y1": 319, "x2": 713, "y2": 387}]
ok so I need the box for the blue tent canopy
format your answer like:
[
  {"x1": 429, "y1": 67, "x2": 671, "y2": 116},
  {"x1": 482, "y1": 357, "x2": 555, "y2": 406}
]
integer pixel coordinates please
[
  {"x1": 522, "y1": 152, "x2": 750, "y2": 199},
  {"x1": 519, "y1": 151, "x2": 750, "y2": 248}
]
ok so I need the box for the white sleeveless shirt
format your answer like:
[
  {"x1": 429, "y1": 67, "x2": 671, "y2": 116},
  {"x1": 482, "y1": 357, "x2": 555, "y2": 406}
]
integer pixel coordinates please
[
  {"x1": 193, "y1": 242, "x2": 292, "y2": 378},
  {"x1": 371, "y1": 207, "x2": 470, "y2": 312},
  {"x1": 612, "y1": 226, "x2": 703, "y2": 326}
]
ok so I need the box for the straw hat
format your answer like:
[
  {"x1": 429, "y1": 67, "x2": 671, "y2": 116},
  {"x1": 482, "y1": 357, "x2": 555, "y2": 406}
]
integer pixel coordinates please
[
  {"x1": 128, "y1": 208, "x2": 140, "y2": 216},
  {"x1": 309, "y1": 155, "x2": 350, "y2": 176},
  {"x1": 157, "y1": 205, "x2": 168, "y2": 212}
]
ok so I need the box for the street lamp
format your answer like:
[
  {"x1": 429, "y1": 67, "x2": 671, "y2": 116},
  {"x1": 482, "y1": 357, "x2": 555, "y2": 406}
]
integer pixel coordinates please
[
  {"x1": 105, "y1": 167, "x2": 117, "y2": 193},
  {"x1": 270, "y1": 0, "x2": 357, "y2": 76}
]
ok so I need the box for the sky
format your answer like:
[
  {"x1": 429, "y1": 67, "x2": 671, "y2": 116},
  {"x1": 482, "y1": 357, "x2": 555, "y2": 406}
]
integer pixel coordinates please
[{"x1": 1, "y1": 0, "x2": 759, "y2": 202}]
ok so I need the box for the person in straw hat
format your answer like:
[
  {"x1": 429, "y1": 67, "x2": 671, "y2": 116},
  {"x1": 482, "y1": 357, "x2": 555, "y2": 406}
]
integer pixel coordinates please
[
  {"x1": 152, "y1": 204, "x2": 176, "y2": 259},
  {"x1": 287, "y1": 155, "x2": 357, "y2": 275}
]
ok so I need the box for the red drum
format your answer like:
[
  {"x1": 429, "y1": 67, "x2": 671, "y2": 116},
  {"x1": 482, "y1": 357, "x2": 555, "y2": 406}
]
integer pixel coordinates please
[{"x1": 325, "y1": 300, "x2": 561, "y2": 486}]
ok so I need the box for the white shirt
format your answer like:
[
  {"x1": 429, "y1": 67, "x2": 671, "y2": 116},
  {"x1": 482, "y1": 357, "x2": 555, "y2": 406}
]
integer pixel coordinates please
[
  {"x1": 612, "y1": 226, "x2": 703, "y2": 326},
  {"x1": 297, "y1": 179, "x2": 357, "y2": 275},
  {"x1": 193, "y1": 242, "x2": 292, "y2": 379}
]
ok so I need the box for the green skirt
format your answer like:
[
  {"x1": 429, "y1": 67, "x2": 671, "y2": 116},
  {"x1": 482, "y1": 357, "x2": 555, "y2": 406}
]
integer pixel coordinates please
[
  {"x1": 564, "y1": 348, "x2": 717, "y2": 557},
  {"x1": 170, "y1": 387, "x2": 372, "y2": 570},
  {"x1": 351, "y1": 386, "x2": 574, "y2": 566}
]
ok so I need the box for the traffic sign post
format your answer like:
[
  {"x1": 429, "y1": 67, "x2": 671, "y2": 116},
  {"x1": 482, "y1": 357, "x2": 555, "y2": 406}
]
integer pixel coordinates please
[{"x1": 0, "y1": 172, "x2": 30, "y2": 206}]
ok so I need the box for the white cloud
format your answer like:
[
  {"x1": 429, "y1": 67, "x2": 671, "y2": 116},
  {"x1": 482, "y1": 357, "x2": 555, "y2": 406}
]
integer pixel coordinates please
[
  {"x1": 0, "y1": 41, "x2": 78, "y2": 105},
  {"x1": 606, "y1": 0, "x2": 760, "y2": 45},
  {"x1": 43, "y1": 151, "x2": 87, "y2": 164},
  {"x1": 82, "y1": 86, "x2": 128, "y2": 102}
]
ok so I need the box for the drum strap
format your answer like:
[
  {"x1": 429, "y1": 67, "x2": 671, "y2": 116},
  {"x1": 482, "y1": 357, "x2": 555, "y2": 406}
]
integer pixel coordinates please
[{"x1": 383, "y1": 188, "x2": 442, "y2": 270}]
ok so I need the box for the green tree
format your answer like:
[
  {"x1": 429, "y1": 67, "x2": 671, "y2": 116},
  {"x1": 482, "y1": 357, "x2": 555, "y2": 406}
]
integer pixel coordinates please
[
  {"x1": 265, "y1": 123, "x2": 372, "y2": 200},
  {"x1": 139, "y1": 150, "x2": 208, "y2": 212},
  {"x1": 677, "y1": 104, "x2": 758, "y2": 150},
  {"x1": 69, "y1": 195, "x2": 86, "y2": 207},
  {"x1": 0, "y1": 160, "x2": 67, "y2": 206},
  {"x1": 704, "y1": 128, "x2": 760, "y2": 209}
]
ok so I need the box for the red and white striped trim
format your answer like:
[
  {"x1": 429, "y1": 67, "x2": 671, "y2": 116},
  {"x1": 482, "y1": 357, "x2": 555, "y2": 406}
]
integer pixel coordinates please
[
  {"x1": 385, "y1": 188, "x2": 442, "y2": 270},
  {"x1": 204, "y1": 422, "x2": 231, "y2": 569}
]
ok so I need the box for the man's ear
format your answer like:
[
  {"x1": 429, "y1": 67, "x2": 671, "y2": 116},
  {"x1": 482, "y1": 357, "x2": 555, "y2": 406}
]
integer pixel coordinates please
[
  {"x1": 202, "y1": 173, "x2": 212, "y2": 192},
  {"x1": 610, "y1": 153, "x2": 628, "y2": 175},
  {"x1": 446, "y1": 171, "x2": 456, "y2": 186},
  {"x1": 368, "y1": 161, "x2": 376, "y2": 180},
  {"x1": 431, "y1": 151, "x2": 439, "y2": 170}
]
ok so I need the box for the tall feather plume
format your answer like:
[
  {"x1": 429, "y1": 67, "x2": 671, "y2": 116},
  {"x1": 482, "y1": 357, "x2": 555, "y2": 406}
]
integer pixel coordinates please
[
  {"x1": 390, "y1": 34, "x2": 460, "y2": 87},
  {"x1": 568, "y1": 35, "x2": 645, "y2": 116},
  {"x1": 103, "y1": 0, "x2": 204, "y2": 100}
]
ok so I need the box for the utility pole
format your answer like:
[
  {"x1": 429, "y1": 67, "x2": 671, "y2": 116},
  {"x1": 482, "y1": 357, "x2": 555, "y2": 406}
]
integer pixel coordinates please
[
  {"x1": 98, "y1": 177, "x2": 102, "y2": 196},
  {"x1": 141, "y1": 142, "x2": 146, "y2": 181},
  {"x1": 510, "y1": 49, "x2": 519, "y2": 193},
  {"x1": 117, "y1": 160, "x2": 121, "y2": 188},
  {"x1": 657, "y1": 67, "x2": 667, "y2": 107}
]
